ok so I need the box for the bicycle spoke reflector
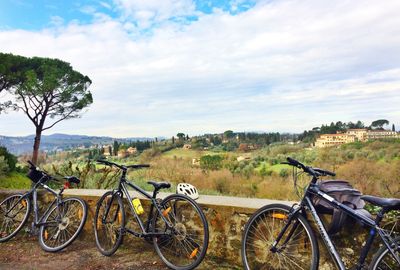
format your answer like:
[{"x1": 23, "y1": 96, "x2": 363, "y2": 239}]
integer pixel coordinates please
[
  {"x1": 272, "y1": 213, "x2": 287, "y2": 220},
  {"x1": 189, "y1": 247, "x2": 198, "y2": 259},
  {"x1": 162, "y1": 207, "x2": 171, "y2": 217}
]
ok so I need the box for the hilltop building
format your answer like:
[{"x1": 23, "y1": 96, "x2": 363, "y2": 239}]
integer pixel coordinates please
[
  {"x1": 367, "y1": 130, "x2": 398, "y2": 140},
  {"x1": 126, "y1": 147, "x2": 137, "y2": 155},
  {"x1": 315, "y1": 133, "x2": 356, "y2": 148},
  {"x1": 182, "y1": 144, "x2": 192, "y2": 150},
  {"x1": 315, "y1": 129, "x2": 399, "y2": 148},
  {"x1": 346, "y1": 129, "x2": 368, "y2": 142}
]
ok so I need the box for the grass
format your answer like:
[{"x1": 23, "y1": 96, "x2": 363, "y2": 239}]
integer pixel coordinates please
[
  {"x1": 0, "y1": 172, "x2": 31, "y2": 189},
  {"x1": 255, "y1": 162, "x2": 290, "y2": 173},
  {"x1": 162, "y1": 148, "x2": 215, "y2": 159}
]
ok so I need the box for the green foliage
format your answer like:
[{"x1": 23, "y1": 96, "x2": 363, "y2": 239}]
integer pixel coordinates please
[
  {"x1": 371, "y1": 119, "x2": 389, "y2": 129},
  {"x1": 113, "y1": 140, "x2": 120, "y2": 156},
  {"x1": 259, "y1": 163, "x2": 273, "y2": 177},
  {"x1": 279, "y1": 168, "x2": 289, "y2": 178},
  {"x1": 0, "y1": 146, "x2": 17, "y2": 172},
  {"x1": 0, "y1": 53, "x2": 28, "y2": 94},
  {"x1": 176, "y1": 133, "x2": 185, "y2": 140},
  {"x1": 4, "y1": 55, "x2": 93, "y2": 122},
  {"x1": 0, "y1": 156, "x2": 9, "y2": 176},
  {"x1": 200, "y1": 155, "x2": 223, "y2": 170},
  {"x1": 223, "y1": 130, "x2": 234, "y2": 139},
  {"x1": 0, "y1": 172, "x2": 31, "y2": 189}
]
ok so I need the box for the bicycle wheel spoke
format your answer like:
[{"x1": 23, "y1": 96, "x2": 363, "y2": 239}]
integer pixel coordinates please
[
  {"x1": 153, "y1": 195, "x2": 208, "y2": 269},
  {"x1": 94, "y1": 192, "x2": 123, "y2": 255},
  {"x1": 0, "y1": 195, "x2": 29, "y2": 241},
  {"x1": 243, "y1": 206, "x2": 315, "y2": 270}
]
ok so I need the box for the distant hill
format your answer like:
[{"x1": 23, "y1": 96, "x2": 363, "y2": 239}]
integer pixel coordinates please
[{"x1": 0, "y1": 133, "x2": 156, "y2": 155}]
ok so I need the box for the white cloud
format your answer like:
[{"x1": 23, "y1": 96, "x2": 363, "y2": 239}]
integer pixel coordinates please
[
  {"x1": 113, "y1": 0, "x2": 196, "y2": 28},
  {"x1": 0, "y1": 0, "x2": 400, "y2": 137}
]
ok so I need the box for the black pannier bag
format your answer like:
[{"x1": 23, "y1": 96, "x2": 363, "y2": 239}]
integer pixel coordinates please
[
  {"x1": 312, "y1": 180, "x2": 370, "y2": 234},
  {"x1": 27, "y1": 168, "x2": 45, "y2": 183}
]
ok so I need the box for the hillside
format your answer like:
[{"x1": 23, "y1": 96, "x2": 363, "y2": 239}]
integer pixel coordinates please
[{"x1": 0, "y1": 133, "x2": 156, "y2": 155}]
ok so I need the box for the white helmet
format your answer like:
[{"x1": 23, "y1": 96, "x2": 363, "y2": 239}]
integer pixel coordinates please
[{"x1": 177, "y1": 183, "x2": 199, "y2": 200}]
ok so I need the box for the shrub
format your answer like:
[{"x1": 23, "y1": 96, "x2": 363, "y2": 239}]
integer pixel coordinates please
[
  {"x1": 0, "y1": 147, "x2": 17, "y2": 172},
  {"x1": 0, "y1": 156, "x2": 9, "y2": 176},
  {"x1": 200, "y1": 155, "x2": 223, "y2": 170},
  {"x1": 279, "y1": 168, "x2": 289, "y2": 178}
]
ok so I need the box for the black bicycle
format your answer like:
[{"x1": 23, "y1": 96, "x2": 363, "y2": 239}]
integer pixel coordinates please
[
  {"x1": 241, "y1": 157, "x2": 400, "y2": 270},
  {"x1": 93, "y1": 159, "x2": 209, "y2": 270},
  {"x1": 0, "y1": 161, "x2": 88, "y2": 252}
]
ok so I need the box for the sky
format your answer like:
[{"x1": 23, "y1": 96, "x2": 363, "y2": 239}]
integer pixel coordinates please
[{"x1": 0, "y1": 0, "x2": 399, "y2": 138}]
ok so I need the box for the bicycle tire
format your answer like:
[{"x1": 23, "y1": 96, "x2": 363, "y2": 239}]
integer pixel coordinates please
[
  {"x1": 39, "y1": 197, "x2": 88, "y2": 252},
  {"x1": 94, "y1": 191, "x2": 125, "y2": 256},
  {"x1": 152, "y1": 194, "x2": 209, "y2": 270},
  {"x1": 369, "y1": 236, "x2": 400, "y2": 270},
  {"x1": 0, "y1": 194, "x2": 31, "y2": 242},
  {"x1": 242, "y1": 203, "x2": 319, "y2": 270}
]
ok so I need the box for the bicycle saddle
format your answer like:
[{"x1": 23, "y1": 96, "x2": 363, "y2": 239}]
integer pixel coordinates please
[
  {"x1": 63, "y1": 176, "x2": 80, "y2": 184},
  {"x1": 361, "y1": 195, "x2": 400, "y2": 211},
  {"x1": 147, "y1": 181, "x2": 171, "y2": 190}
]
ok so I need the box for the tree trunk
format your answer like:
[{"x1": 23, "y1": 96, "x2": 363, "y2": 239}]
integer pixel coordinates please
[{"x1": 32, "y1": 128, "x2": 42, "y2": 165}]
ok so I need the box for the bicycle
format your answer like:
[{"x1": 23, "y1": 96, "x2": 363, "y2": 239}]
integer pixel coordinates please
[
  {"x1": 241, "y1": 157, "x2": 400, "y2": 270},
  {"x1": 0, "y1": 161, "x2": 88, "y2": 252},
  {"x1": 93, "y1": 159, "x2": 209, "y2": 270}
]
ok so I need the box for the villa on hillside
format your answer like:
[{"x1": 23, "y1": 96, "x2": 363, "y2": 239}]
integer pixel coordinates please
[
  {"x1": 315, "y1": 128, "x2": 399, "y2": 148},
  {"x1": 126, "y1": 147, "x2": 137, "y2": 155},
  {"x1": 314, "y1": 133, "x2": 356, "y2": 148},
  {"x1": 367, "y1": 130, "x2": 398, "y2": 140}
]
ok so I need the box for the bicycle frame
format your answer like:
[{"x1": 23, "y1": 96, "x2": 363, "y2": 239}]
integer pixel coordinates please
[
  {"x1": 104, "y1": 169, "x2": 173, "y2": 238},
  {"x1": 272, "y1": 176, "x2": 400, "y2": 270},
  {"x1": 5, "y1": 178, "x2": 63, "y2": 228}
]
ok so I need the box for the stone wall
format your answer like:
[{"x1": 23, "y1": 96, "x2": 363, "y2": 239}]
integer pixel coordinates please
[{"x1": 0, "y1": 188, "x2": 389, "y2": 269}]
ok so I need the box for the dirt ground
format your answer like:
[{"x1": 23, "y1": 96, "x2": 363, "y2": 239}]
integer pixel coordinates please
[
  {"x1": 0, "y1": 233, "x2": 237, "y2": 270},
  {"x1": 0, "y1": 234, "x2": 171, "y2": 270}
]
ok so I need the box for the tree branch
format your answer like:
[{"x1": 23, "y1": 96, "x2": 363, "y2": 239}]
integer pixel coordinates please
[
  {"x1": 18, "y1": 92, "x2": 37, "y2": 126},
  {"x1": 42, "y1": 110, "x2": 75, "y2": 131}
]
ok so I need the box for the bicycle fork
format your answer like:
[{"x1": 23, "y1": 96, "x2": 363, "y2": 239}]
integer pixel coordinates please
[{"x1": 270, "y1": 205, "x2": 302, "y2": 253}]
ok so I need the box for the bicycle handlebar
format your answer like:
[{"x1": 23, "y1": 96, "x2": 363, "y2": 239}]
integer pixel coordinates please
[
  {"x1": 27, "y1": 160, "x2": 36, "y2": 169},
  {"x1": 96, "y1": 159, "x2": 150, "y2": 170},
  {"x1": 283, "y1": 157, "x2": 336, "y2": 177}
]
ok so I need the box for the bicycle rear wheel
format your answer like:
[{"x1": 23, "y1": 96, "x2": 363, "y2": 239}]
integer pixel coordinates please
[
  {"x1": 242, "y1": 203, "x2": 319, "y2": 270},
  {"x1": 152, "y1": 194, "x2": 209, "y2": 270},
  {"x1": 94, "y1": 191, "x2": 125, "y2": 256},
  {"x1": 0, "y1": 194, "x2": 30, "y2": 242},
  {"x1": 369, "y1": 236, "x2": 400, "y2": 270},
  {"x1": 39, "y1": 197, "x2": 87, "y2": 252}
]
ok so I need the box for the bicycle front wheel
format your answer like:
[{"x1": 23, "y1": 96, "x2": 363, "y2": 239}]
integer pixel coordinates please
[
  {"x1": 0, "y1": 194, "x2": 30, "y2": 242},
  {"x1": 369, "y1": 236, "x2": 400, "y2": 270},
  {"x1": 93, "y1": 191, "x2": 125, "y2": 256},
  {"x1": 39, "y1": 197, "x2": 87, "y2": 252},
  {"x1": 242, "y1": 203, "x2": 319, "y2": 270},
  {"x1": 152, "y1": 194, "x2": 209, "y2": 270}
]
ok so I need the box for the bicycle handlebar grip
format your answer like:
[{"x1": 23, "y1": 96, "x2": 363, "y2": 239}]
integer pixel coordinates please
[
  {"x1": 286, "y1": 157, "x2": 303, "y2": 168},
  {"x1": 323, "y1": 169, "x2": 336, "y2": 177},
  {"x1": 128, "y1": 164, "x2": 150, "y2": 168},
  {"x1": 327, "y1": 171, "x2": 336, "y2": 176},
  {"x1": 97, "y1": 159, "x2": 110, "y2": 165},
  {"x1": 27, "y1": 160, "x2": 36, "y2": 168}
]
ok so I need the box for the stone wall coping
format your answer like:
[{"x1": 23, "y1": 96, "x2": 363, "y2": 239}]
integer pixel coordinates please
[{"x1": 0, "y1": 188, "x2": 294, "y2": 209}]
